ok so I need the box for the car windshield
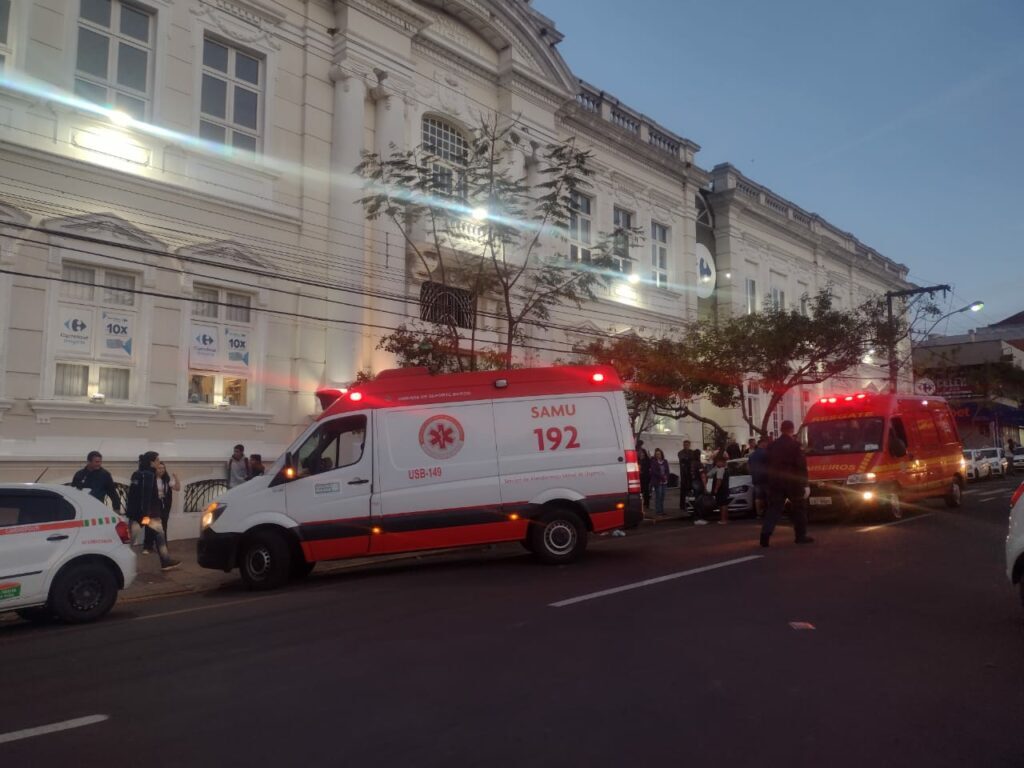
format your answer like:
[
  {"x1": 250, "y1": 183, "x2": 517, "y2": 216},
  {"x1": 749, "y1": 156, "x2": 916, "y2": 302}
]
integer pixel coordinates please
[
  {"x1": 804, "y1": 417, "x2": 885, "y2": 456},
  {"x1": 963, "y1": 451, "x2": 973, "y2": 461},
  {"x1": 728, "y1": 459, "x2": 749, "y2": 476},
  {"x1": 1015, "y1": 448, "x2": 1024, "y2": 456}
]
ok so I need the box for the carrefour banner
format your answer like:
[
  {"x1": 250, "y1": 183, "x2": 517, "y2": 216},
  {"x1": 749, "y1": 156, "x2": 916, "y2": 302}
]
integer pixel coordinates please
[
  {"x1": 223, "y1": 326, "x2": 250, "y2": 368},
  {"x1": 190, "y1": 324, "x2": 219, "y2": 369},
  {"x1": 100, "y1": 310, "x2": 133, "y2": 359},
  {"x1": 56, "y1": 305, "x2": 94, "y2": 355}
]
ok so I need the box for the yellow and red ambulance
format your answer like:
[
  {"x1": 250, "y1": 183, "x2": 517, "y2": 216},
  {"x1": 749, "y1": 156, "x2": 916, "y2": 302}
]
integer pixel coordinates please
[
  {"x1": 802, "y1": 392, "x2": 965, "y2": 520},
  {"x1": 198, "y1": 365, "x2": 642, "y2": 589}
]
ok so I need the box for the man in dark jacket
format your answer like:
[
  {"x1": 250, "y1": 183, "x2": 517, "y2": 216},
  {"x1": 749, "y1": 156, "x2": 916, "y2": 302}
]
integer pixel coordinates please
[
  {"x1": 677, "y1": 440, "x2": 695, "y2": 511},
  {"x1": 126, "y1": 452, "x2": 180, "y2": 571},
  {"x1": 71, "y1": 451, "x2": 121, "y2": 512},
  {"x1": 760, "y1": 421, "x2": 813, "y2": 547}
]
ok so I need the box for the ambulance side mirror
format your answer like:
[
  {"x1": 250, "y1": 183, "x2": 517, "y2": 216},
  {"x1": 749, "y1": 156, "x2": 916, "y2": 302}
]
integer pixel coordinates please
[{"x1": 269, "y1": 452, "x2": 297, "y2": 488}]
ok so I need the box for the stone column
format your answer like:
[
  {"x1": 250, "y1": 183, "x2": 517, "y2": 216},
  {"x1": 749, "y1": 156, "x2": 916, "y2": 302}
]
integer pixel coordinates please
[
  {"x1": 325, "y1": 64, "x2": 367, "y2": 385},
  {"x1": 365, "y1": 72, "x2": 411, "y2": 371}
]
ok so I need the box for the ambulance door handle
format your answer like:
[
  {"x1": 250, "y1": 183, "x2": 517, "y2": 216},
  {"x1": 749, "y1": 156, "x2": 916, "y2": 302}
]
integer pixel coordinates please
[
  {"x1": 348, "y1": 478, "x2": 369, "y2": 485},
  {"x1": 47, "y1": 534, "x2": 70, "y2": 541}
]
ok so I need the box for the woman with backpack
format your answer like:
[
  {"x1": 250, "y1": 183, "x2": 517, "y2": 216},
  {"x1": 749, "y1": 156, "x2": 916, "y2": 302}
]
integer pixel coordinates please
[{"x1": 127, "y1": 452, "x2": 181, "y2": 571}]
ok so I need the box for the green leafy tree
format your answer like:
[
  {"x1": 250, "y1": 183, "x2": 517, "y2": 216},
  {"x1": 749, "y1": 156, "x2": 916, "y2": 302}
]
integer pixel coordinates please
[{"x1": 358, "y1": 116, "x2": 636, "y2": 370}]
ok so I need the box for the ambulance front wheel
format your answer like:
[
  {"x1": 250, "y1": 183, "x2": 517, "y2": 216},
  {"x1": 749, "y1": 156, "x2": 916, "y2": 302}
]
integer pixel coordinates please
[
  {"x1": 530, "y1": 507, "x2": 587, "y2": 565},
  {"x1": 239, "y1": 529, "x2": 291, "y2": 590}
]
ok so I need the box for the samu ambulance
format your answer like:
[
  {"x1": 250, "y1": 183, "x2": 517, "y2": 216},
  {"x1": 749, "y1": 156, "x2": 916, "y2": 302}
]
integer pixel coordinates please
[
  {"x1": 198, "y1": 365, "x2": 643, "y2": 589},
  {"x1": 802, "y1": 392, "x2": 965, "y2": 520}
]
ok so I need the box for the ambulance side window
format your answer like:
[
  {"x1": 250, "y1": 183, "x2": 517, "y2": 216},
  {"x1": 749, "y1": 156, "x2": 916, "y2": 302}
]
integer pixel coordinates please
[
  {"x1": 889, "y1": 417, "x2": 909, "y2": 457},
  {"x1": 295, "y1": 416, "x2": 367, "y2": 477}
]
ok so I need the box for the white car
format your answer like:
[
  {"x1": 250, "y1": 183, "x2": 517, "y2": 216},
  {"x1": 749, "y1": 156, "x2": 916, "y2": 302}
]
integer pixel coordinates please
[
  {"x1": 975, "y1": 447, "x2": 1009, "y2": 478},
  {"x1": 1014, "y1": 448, "x2": 1024, "y2": 471},
  {"x1": 1006, "y1": 481, "x2": 1024, "y2": 609},
  {"x1": 963, "y1": 450, "x2": 992, "y2": 481},
  {"x1": 0, "y1": 484, "x2": 136, "y2": 623},
  {"x1": 685, "y1": 459, "x2": 755, "y2": 516}
]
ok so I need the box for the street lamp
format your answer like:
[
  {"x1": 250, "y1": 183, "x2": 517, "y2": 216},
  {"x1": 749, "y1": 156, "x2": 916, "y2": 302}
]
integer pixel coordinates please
[{"x1": 886, "y1": 286, "x2": 984, "y2": 393}]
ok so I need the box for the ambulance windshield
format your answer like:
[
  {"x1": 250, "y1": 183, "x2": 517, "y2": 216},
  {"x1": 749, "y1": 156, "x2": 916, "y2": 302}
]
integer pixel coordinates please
[{"x1": 803, "y1": 417, "x2": 885, "y2": 456}]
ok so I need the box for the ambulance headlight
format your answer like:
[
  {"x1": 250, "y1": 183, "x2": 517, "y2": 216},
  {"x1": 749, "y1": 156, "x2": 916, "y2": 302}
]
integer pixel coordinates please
[
  {"x1": 846, "y1": 472, "x2": 877, "y2": 485},
  {"x1": 202, "y1": 503, "x2": 226, "y2": 529}
]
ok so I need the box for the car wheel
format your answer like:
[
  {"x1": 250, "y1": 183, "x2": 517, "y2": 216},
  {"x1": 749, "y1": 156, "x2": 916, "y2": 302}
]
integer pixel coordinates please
[
  {"x1": 529, "y1": 507, "x2": 587, "y2": 565},
  {"x1": 944, "y1": 479, "x2": 963, "y2": 508},
  {"x1": 49, "y1": 561, "x2": 119, "y2": 624},
  {"x1": 15, "y1": 606, "x2": 56, "y2": 624},
  {"x1": 883, "y1": 492, "x2": 903, "y2": 521},
  {"x1": 239, "y1": 530, "x2": 291, "y2": 591}
]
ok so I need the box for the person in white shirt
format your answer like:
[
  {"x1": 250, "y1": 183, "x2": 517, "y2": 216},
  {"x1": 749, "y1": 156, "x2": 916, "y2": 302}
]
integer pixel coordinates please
[{"x1": 227, "y1": 444, "x2": 250, "y2": 489}]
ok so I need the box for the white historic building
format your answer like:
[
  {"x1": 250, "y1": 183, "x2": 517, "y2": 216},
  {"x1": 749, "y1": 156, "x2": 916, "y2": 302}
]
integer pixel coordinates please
[{"x1": 0, "y1": 0, "x2": 909, "y2": 535}]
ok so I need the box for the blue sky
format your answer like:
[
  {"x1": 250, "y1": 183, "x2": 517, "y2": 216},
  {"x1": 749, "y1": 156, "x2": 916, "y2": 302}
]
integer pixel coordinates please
[{"x1": 536, "y1": 0, "x2": 1024, "y2": 333}]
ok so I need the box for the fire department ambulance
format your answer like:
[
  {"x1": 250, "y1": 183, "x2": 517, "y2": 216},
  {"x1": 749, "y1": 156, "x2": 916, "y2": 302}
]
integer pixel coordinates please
[
  {"x1": 802, "y1": 392, "x2": 965, "y2": 520},
  {"x1": 198, "y1": 366, "x2": 643, "y2": 589}
]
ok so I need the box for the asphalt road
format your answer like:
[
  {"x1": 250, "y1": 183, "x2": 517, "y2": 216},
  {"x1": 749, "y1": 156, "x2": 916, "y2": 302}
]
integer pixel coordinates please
[{"x1": 2, "y1": 476, "x2": 1022, "y2": 767}]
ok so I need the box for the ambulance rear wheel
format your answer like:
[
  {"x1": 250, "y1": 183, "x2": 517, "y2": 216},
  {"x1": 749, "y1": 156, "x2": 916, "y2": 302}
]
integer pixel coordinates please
[
  {"x1": 239, "y1": 529, "x2": 291, "y2": 590},
  {"x1": 530, "y1": 508, "x2": 587, "y2": 565}
]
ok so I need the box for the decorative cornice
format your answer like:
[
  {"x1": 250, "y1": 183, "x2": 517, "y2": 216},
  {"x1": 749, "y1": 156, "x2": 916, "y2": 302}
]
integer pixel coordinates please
[
  {"x1": 0, "y1": 400, "x2": 13, "y2": 422},
  {"x1": 41, "y1": 212, "x2": 168, "y2": 252},
  {"x1": 176, "y1": 240, "x2": 267, "y2": 269},
  {"x1": 29, "y1": 401, "x2": 159, "y2": 427},
  {"x1": 191, "y1": 1, "x2": 282, "y2": 51},
  {"x1": 348, "y1": 0, "x2": 432, "y2": 37},
  {"x1": 167, "y1": 407, "x2": 275, "y2": 430}
]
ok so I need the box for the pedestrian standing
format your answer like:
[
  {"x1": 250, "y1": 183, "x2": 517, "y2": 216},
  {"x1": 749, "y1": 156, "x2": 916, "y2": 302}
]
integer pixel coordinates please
[
  {"x1": 1008, "y1": 439, "x2": 1018, "y2": 476},
  {"x1": 650, "y1": 448, "x2": 671, "y2": 517},
  {"x1": 691, "y1": 448, "x2": 709, "y2": 525},
  {"x1": 227, "y1": 444, "x2": 250, "y2": 489},
  {"x1": 248, "y1": 454, "x2": 266, "y2": 478},
  {"x1": 126, "y1": 452, "x2": 180, "y2": 571},
  {"x1": 760, "y1": 420, "x2": 814, "y2": 547},
  {"x1": 744, "y1": 438, "x2": 757, "y2": 457},
  {"x1": 747, "y1": 436, "x2": 770, "y2": 518},
  {"x1": 726, "y1": 436, "x2": 742, "y2": 460},
  {"x1": 636, "y1": 440, "x2": 652, "y2": 510},
  {"x1": 144, "y1": 461, "x2": 180, "y2": 554},
  {"x1": 677, "y1": 440, "x2": 695, "y2": 512},
  {"x1": 709, "y1": 452, "x2": 731, "y2": 525},
  {"x1": 71, "y1": 451, "x2": 122, "y2": 513}
]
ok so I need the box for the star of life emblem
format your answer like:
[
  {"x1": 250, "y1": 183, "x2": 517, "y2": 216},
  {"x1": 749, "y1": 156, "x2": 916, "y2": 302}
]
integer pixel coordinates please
[{"x1": 418, "y1": 415, "x2": 466, "y2": 460}]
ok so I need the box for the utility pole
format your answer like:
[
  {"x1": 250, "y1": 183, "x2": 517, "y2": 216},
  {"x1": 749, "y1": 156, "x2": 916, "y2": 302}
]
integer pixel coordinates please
[{"x1": 886, "y1": 284, "x2": 950, "y2": 394}]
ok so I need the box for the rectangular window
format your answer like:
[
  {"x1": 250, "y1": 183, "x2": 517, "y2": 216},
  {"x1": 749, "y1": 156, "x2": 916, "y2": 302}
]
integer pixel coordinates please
[
  {"x1": 55, "y1": 362, "x2": 89, "y2": 398},
  {"x1": 225, "y1": 292, "x2": 251, "y2": 323},
  {"x1": 56, "y1": 261, "x2": 139, "y2": 401},
  {"x1": 800, "y1": 295, "x2": 810, "y2": 317},
  {"x1": 188, "y1": 372, "x2": 215, "y2": 404},
  {"x1": 567, "y1": 192, "x2": 592, "y2": 264},
  {"x1": 192, "y1": 285, "x2": 219, "y2": 318},
  {"x1": 745, "y1": 278, "x2": 758, "y2": 315},
  {"x1": 651, "y1": 222, "x2": 669, "y2": 288},
  {"x1": 200, "y1": 37, "x2": 262, "y2": 153},
  {"x1": 186, "y1": 372, "x2": 247, "y2": 407},
  {"x1": 0, "y1": 0, "x2": 12, "y2": 70},
  {"x1": 770, "y1": 286, "x2": 786, "y2": 309},
  {"x1": 75, "y1": 0, "x2": 153, "y2": 120},
  {"x1": 612, "y1": 207, "x2": 633, "y2": 273}
]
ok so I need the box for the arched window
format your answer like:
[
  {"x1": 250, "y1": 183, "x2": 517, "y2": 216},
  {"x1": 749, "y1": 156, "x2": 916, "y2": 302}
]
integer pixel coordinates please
[{"x1": 422, "y1": 116, "x2": 468, "y2": 198}]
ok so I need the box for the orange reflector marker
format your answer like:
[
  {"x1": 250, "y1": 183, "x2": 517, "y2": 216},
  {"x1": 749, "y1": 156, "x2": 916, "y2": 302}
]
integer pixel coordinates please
[
  {"x1": 284, "y1": 467, "x2": 295, "y2": 479},
  {"x1": 509, "y1": 513, "x2": 520, "y2": 521},
  {"x1": 371, "y1": 526, "x2": 382, "y2": 535},
  {"x1": 616, "y1": 502, "x2": 625, "y2": 510}
]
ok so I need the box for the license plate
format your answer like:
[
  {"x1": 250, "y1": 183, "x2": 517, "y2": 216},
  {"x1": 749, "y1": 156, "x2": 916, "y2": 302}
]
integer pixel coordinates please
[{"x1": 809, "y1": 496, "x2": 832, "y2": 506}]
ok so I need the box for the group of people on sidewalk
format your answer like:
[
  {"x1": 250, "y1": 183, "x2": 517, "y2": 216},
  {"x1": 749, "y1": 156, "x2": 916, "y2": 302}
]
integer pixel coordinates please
[
  {"x1": 71, "y1": 450, "x2": 182, "y2": 571},
  {"x1": 635, "y1": 420, "x2": 814, "y2": 547}
]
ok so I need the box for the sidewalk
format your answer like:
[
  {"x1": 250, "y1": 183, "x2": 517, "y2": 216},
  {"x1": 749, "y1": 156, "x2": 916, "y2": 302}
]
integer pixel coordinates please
[{"x1": 123, "y1": 487, "x2": 711, "y2": 602}]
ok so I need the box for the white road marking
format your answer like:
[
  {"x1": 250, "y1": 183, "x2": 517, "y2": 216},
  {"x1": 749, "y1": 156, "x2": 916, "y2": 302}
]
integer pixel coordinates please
[
  {"x1": 549, "y1": 555, "x2": 763, "y2": 608},
  {"x1": 858, "y1": 513, "x2": 934, "y2": 533},
  {"x1": 0, "y1": 715, "x2": 108, "y2": 745},
  {"x1": 789, "y1": 621, "x2": 816, "y2": 630}
]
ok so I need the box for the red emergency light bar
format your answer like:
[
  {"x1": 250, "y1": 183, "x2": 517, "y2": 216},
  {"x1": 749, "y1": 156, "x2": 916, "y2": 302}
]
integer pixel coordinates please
[
  {"x1": 592, "y1": 372, "x2": 605, "y2": 383},
  {"x1": 818, "y1": 393, "x2": 868, "y2": 405}
]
